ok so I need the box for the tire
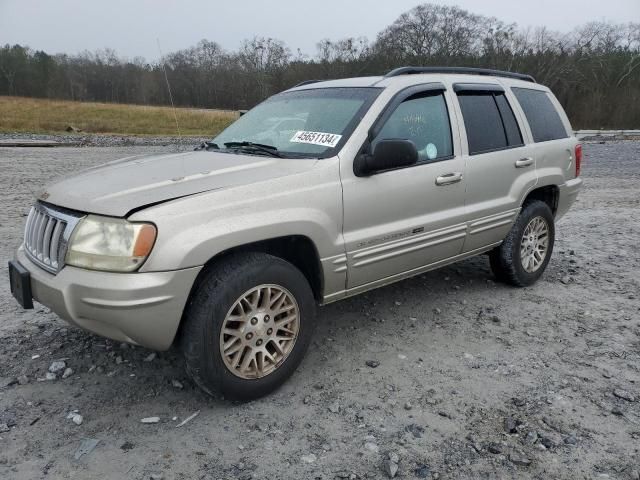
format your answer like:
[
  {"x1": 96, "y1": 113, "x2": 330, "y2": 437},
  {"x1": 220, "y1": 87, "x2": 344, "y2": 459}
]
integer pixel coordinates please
[
  {"x1": 489, "y1": 200, "x2": 555, "y2": 287},
  {"x1": 179, "y1": 252, "x2": 316, "y2": 400}
]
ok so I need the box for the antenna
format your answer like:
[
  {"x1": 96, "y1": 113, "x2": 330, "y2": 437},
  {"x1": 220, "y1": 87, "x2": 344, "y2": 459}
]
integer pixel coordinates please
[{"x1": 157, "y1": 38, "x2": 181, "y2": 138}]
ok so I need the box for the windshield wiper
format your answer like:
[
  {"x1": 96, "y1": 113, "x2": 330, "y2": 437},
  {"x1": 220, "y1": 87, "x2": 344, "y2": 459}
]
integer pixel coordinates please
[
  {"x1": 194, "y1": 141, "x2": 220, "y2": 151},
  {"x1": 223, "y1": 141, "x2": 284, "y2": 158}
]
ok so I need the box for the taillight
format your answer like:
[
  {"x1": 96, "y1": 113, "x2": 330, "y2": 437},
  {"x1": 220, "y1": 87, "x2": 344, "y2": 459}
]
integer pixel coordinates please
[{"x1": 575, "y1": 144, "x2": 582, "y2": 177}]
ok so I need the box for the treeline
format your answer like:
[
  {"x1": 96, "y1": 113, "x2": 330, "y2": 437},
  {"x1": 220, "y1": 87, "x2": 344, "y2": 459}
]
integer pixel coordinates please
[{"x1": 1, "y1": 3, "x2": 639, "y2": 128}]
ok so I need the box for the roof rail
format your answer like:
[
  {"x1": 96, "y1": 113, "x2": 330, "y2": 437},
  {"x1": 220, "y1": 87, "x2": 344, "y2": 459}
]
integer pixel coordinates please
[
  {"x1": 293, "y1": 80, "x2": 323, "y2": 88},
  {"x1": 385, "y1": 66, "x2": 536, "y2": 83}
]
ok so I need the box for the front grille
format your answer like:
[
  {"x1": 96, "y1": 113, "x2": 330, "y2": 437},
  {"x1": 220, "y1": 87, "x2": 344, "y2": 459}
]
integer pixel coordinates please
[{"x1": 23, "y1": 202, "x2": 84, "y2": 274}]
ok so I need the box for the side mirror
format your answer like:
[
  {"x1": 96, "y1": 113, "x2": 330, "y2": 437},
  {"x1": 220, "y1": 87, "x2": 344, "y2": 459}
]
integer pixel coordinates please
[{"x1": 354, "y1": 139, "x2": 418, "y2": 176}]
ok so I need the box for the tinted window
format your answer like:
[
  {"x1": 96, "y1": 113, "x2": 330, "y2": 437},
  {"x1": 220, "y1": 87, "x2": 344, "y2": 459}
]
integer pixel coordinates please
[
  {"x1": 457, "y1": 93, "x2": 506, "y2": 154},
  {"x1": 512, "y1": 88, "x2": 568, "y2": 142},
  {"x1": 495, "y1": 94, "x2": 523, "y2": 147},
  {"x1": 373, "y1": 92, "x2": 453, "y2": 162}
]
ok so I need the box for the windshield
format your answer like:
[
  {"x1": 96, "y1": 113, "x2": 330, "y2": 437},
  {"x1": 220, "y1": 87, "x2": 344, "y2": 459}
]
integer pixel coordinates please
[{"x1": 212, "y1": 87, "x2": 381, "y2": 158}]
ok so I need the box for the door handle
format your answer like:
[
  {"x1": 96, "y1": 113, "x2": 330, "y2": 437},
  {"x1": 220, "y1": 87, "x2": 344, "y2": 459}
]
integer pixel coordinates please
[
  {"x1": 515, "y1": 157, "x2": 534, "y2": 168},
  {"x1": 435, "y1": 172, "x2": 463, "y2": 186}
]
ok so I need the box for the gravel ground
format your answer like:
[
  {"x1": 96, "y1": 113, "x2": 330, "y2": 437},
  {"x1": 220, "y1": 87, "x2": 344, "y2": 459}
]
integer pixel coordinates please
[{"x1": 0, "y1": 141, "x2": 639, "y2": 480}]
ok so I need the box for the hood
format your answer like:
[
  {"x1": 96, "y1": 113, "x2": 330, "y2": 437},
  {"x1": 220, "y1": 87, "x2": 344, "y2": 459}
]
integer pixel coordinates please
[{"x1": 38, "y1": 151, "x2": 317, "y2": 217}]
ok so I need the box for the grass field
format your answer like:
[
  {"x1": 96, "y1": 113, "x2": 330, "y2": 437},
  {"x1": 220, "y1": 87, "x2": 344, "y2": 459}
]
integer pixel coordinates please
[{"x1": 0, "y1": 96, "x2": 238, "y2": 136}]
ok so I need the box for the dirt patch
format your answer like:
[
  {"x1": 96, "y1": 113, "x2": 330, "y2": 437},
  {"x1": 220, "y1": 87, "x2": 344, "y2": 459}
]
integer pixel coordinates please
[{"x1": 1, "y1": 141, "x2": 639, "y2": 479}]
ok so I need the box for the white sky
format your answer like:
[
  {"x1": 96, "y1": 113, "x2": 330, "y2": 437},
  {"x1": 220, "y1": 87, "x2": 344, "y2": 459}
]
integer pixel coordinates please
[{"x1": 1, "y1": 0, "x2": 638, "y2": 59}]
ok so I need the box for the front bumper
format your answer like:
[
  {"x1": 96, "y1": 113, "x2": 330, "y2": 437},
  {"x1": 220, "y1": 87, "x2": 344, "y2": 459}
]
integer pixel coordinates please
[
  {"x1": 15, "y1": 246, "x2": 201, "y2": 350},
  {"x1": 556, "y1": 177, "x2": 583, "y2": 220}
]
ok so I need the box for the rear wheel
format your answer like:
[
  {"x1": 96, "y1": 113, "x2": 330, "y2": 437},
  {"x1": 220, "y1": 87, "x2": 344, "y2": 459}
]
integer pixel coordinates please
[
  {"x1": 180, "y1": 252, "x2": 316, "y2": 400},
  {"x1": 489, "y1": 200, "x2": 555, "y2": 287}
]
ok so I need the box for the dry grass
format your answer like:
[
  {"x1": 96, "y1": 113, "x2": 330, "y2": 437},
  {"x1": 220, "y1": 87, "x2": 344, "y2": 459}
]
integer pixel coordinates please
[{"x1": 0, "y1": 96, "x2": 237, "y2": 136}]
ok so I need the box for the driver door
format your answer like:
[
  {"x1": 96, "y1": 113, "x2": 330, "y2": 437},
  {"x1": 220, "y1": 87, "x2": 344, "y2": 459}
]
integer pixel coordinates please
[{"x1": 341, "y1": 86, "x2": 467, "y2": 289}]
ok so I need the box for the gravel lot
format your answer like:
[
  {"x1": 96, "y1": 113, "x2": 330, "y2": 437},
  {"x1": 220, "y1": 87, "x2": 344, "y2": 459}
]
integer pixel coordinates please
[{"x1": 0, "y1": 141, "x2": 639, "y2": 480}]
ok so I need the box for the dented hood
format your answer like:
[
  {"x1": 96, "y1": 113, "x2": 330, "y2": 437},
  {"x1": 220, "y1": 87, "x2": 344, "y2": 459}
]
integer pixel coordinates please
[{"x1": 39, "y1": 150, "x2": 317, "y2": 217}]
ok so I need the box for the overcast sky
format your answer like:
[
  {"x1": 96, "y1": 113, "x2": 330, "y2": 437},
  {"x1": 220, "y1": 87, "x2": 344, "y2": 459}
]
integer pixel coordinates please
[{"x1": 1, "y1": 0, "x2": 638, "y2": 59}]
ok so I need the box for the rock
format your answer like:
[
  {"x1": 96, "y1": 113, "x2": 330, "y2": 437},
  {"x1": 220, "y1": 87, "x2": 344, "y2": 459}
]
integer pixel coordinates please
[
  {"x1": 613, "y1": 389, "x2": 635, "y2": 402},
  {"x1": 404, "y1": 402, "x2": 413, "y2": 410},
  {"x1": 382, "y1": 458, "x2": 398, "y2": 478},
  {"x1": 67, "y1": 412, "x2": 83, "y2": 425},
  {"x1": 141, "y1": 417, "x2": 160, "y2": 424},
  {"x1": 560, "y1": 275, "x2": 571, "y2": 285},
  {"x1": 45, "y1": 372, "x2": 56, "y2": 381},
  {"x1": 630, "y1": 469, "x2": 639, "y2": 480},
  {"x1": 405, "y1": 423, "x2": 425, "y2": 438},
  {"x1": 303, "y1": 396, "x2": 311, "y2": 405},
  {"x1": 539, "y1": 436, "x2": 556, "y2": 449},
  {"x1": 512, "y1": 397, "x2": 526, "y2": 407},
  {"x1": 366, "y1": 360, "x2": 380, "y2": 368},
  {"x1": 17, "y1": 375, "x2": 29, "y2": 385},
  {"x1": 524, "y1": 431, "x2": 538, "y2": 444},
  {"x1": 171, "y1": 379, "x2": 184, "y2": 390},
  {"x1": 611, "y1": 406, "x2": 624, "y2": 416},
  {"x1": 564, "y1": 435, "x2": 578, "y2": 445},
  {"x1": 0, "y1": 423, "x2": 9, "y2": 433},
  {"x1": 144, "y1": 353, "x2": 157, "y2": 362},
  {"x1": 509, "y1": 453, "x2": 532, "y2": 466},
  {"x1": 73, "y1": 438, "x2": 99, "y2": 460},
  {"x1": 301, "y1": 453, "x2": 316, "y2": 463},
  {"x1": 433, "y1": 307, "x2": 441, "y2": 314},
  {"x1": 504, "y1": 417, "x2": 519, "y2": 434},
  {"x1": 149, "y1": 474, "x2": 163, "y2": 480},
  {"x1": 414, "y1": 465, "x2": 430, "y2": 478},
  {"x1": 62, "y1": 368, "x2": 73, "y2": 379},
  {"x1": 364, "y1": 442, "x2": 379, "y2": 453},
  {"x1": 115, "y1": 356, "x2": 123, "y2": 364},
  {"x1": 487, "y1": 443, "x2": 503, "y2": 454},
  {"x1": 48, "y1": 361, "x2": 66, "y2": 373},
  {"x1": 328, "y1": 401, "x2": 340, "y2": 413},
  {"x1": 389, "y1": 452, "x2": 400, "y2": 464}
]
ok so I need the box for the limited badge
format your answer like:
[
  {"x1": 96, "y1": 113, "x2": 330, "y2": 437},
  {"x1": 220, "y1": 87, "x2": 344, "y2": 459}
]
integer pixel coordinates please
[
  {"x1": 425, "y1": 143, "x2": 438, "y2": 160},
  {"x1": 290, "y1": 131, "x2": 342, "y2": 148}
]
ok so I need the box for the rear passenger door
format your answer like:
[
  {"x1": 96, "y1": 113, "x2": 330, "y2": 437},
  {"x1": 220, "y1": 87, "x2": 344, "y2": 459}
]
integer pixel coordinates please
[{"x1": 453, "y1": 83, "x2": 537, "y2": 252}]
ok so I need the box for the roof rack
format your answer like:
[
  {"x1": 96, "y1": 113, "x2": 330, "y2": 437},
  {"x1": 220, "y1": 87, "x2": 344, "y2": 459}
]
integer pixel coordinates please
[
  {"x1": 293, "y1": 80, "x2": 323, "y2": 88},
  {"x1": 385, "y1": 66, "x2": 536, "y2": 83}
]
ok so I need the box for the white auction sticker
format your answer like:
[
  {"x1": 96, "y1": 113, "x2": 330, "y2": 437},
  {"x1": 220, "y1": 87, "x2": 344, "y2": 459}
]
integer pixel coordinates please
[{"x1": 290, "y1": 131, "x2": 342, "y2": 148}]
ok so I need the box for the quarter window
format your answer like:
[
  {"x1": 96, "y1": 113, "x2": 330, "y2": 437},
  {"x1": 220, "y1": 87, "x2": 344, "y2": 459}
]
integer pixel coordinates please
[
  {"x1": 457, "y1": 91, "x2": 523, "y2": 155},
  {"x1": 512, "y1": 88, "x2": 568, "y2": 142},
  {"x1": 373, "y1": 92, "x2": 453, "y2": 162}
]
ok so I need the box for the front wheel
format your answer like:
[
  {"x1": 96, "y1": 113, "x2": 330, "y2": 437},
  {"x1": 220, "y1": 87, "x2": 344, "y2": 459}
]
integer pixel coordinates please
[
  {"x1": 179, "y1": 252, "x2": 316, "y2": 400},
  {"x1": 489, "y1": 200, "x2": 555, "y2": 287}
]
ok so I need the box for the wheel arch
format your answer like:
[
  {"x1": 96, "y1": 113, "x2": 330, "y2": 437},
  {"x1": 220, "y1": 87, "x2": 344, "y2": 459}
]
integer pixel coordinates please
[
  {"x1": 522, "y1": 184, "x2": 559, "y2": 216},
  {"x1": 190, "y1": 235, "x2": 324, "y2": 302}
]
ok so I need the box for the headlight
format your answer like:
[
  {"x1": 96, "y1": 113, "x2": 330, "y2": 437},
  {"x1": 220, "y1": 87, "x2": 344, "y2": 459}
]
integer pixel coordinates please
[{"x1": 66, "y1": 215, "x2": 157, "y2": 272}]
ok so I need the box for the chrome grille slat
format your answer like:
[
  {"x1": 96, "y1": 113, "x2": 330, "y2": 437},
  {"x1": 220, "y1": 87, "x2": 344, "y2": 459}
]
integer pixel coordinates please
[
  {"x1": 24, "y1": 208, "x2": 35, "y2": 249},
  {"x1": 23, "y1": 202, "x2": 83, "y2": 274},
  {"x1": 42, "y1": 218, "x2": 55, "y2": 264},
  {"x1": 50, "y1": 220, "x2": 64, "y2": 268},
  {"x1": 36, "y1": 213, "x2": 47, "y2": 259}
]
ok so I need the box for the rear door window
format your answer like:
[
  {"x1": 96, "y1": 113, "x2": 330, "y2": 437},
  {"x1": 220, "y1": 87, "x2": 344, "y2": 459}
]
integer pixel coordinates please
[
  {"x1": 512, "y1": 88, "x2": 568, "y2": 142},
  {"x1": 457, "y1": 91, "x2": 523, "y2": 155}
]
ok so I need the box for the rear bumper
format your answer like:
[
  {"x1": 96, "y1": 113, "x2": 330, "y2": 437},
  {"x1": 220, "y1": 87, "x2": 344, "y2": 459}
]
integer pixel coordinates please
[
  {"x1": 15, "y1": 246, "x2": 201, "y2": 350},
  {"x1": 556, "y1": 177, "x2": 583, "y2": 220}
]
